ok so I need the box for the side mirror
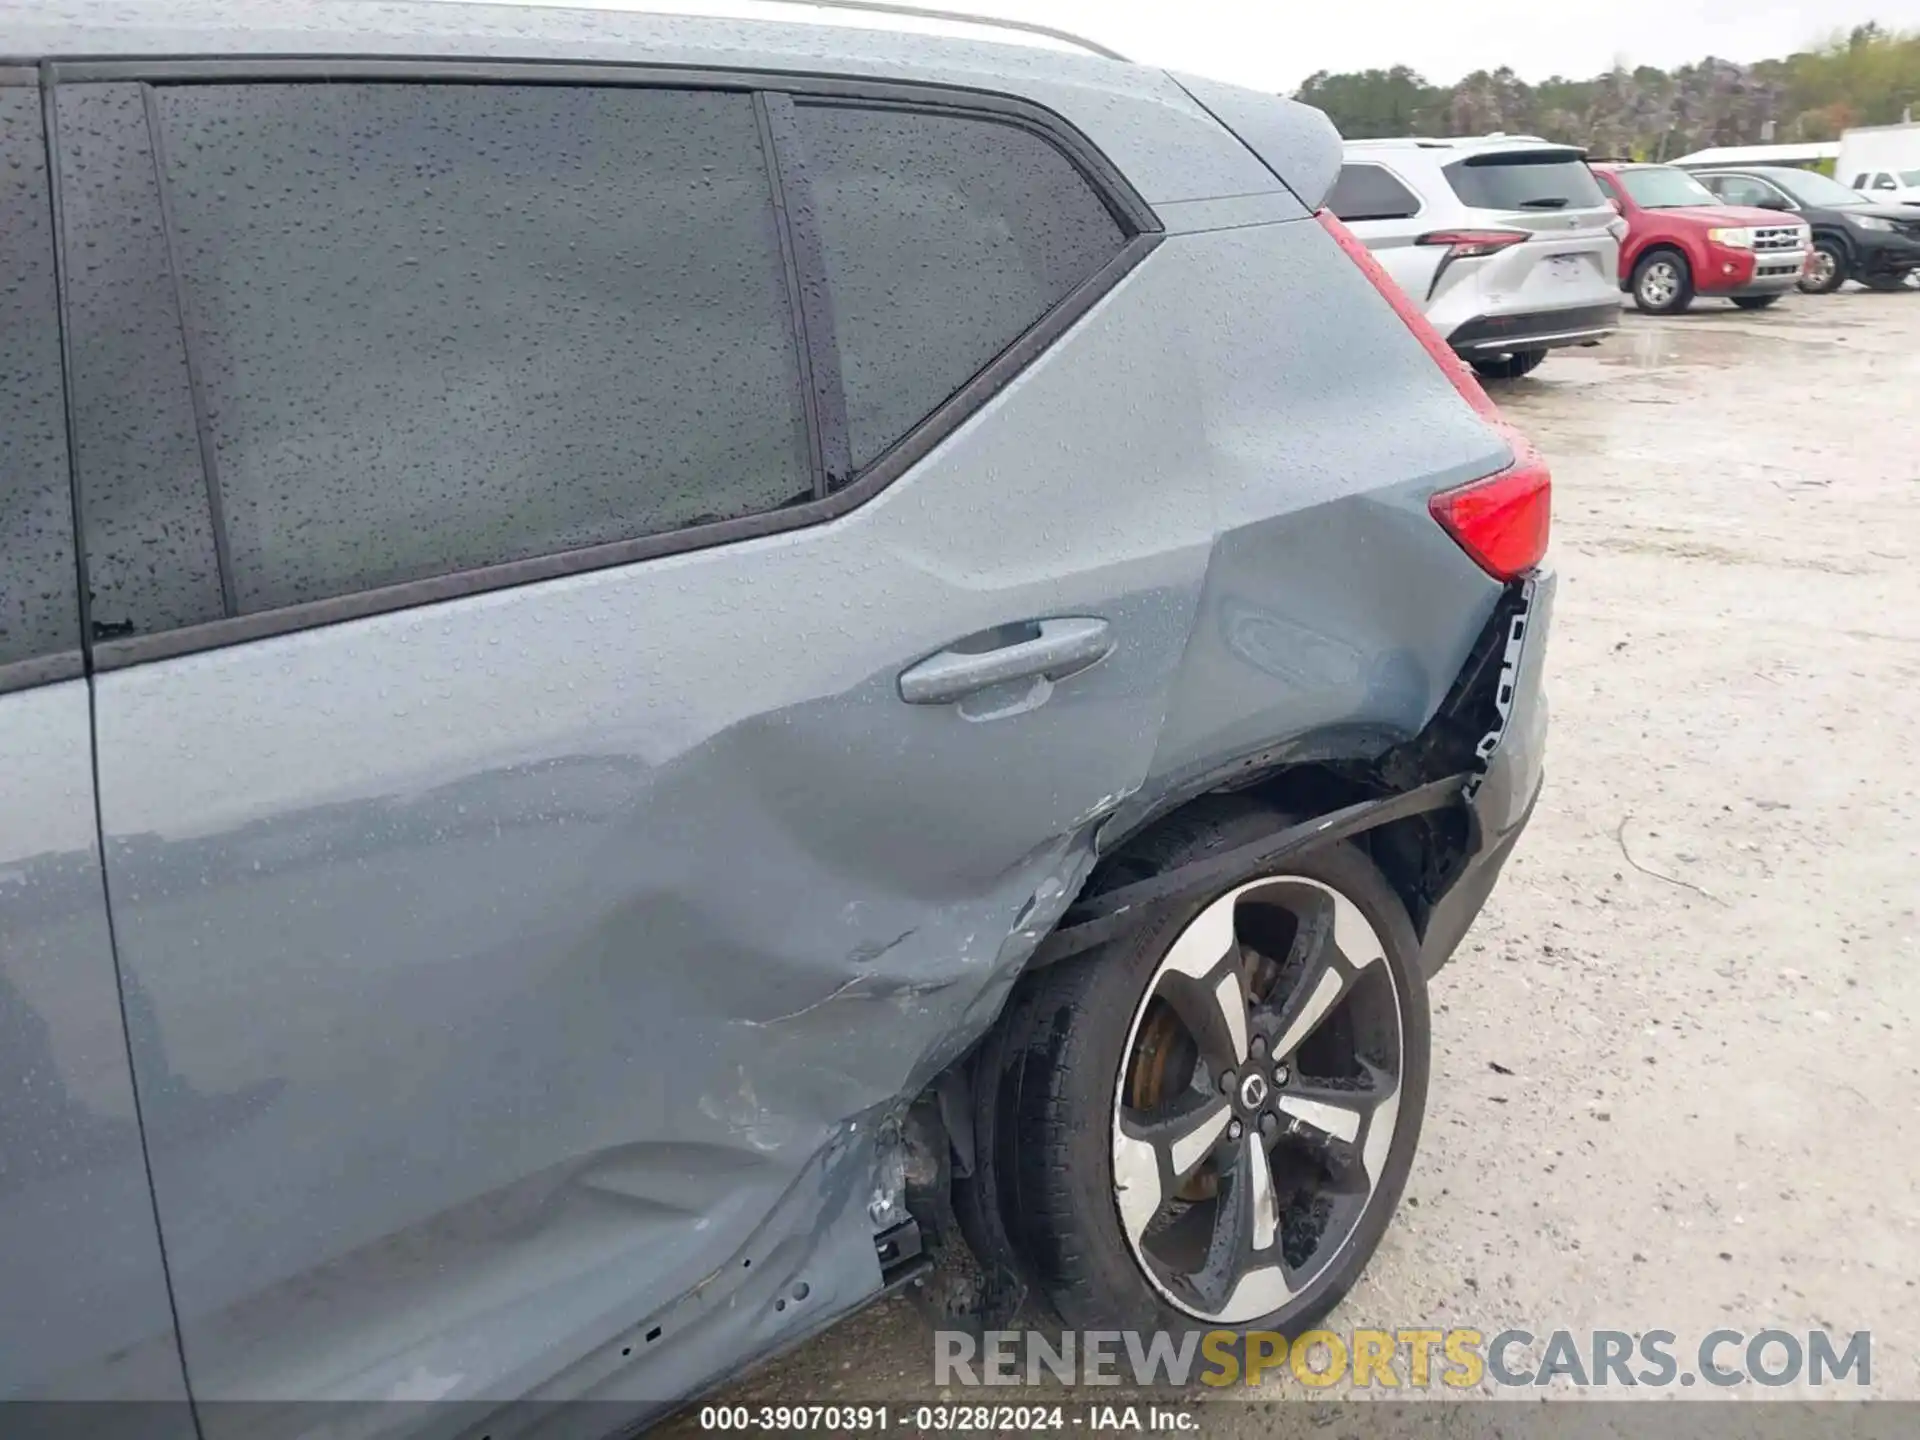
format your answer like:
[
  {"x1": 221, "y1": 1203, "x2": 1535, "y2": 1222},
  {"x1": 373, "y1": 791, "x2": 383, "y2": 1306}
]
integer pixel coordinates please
[
  {"x1": 1606, "y1": 196, "x2": 1623, "y2": 214},
  {"x1": 1758, "y1": 195, "x2": 1791, "y2": 211}
]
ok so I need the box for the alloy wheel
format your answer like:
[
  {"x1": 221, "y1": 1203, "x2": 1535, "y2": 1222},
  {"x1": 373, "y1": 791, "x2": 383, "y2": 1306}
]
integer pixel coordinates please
[
  {"x1": 1639, "y1": 260, "x2": 1679, "y2": 309},
  {"x1": 1801, "y1": 249, "x2": 1838, "y2": 292},
  {"x1": 1110, "y1": 877, "x2": 1404, "y2": 1324}
]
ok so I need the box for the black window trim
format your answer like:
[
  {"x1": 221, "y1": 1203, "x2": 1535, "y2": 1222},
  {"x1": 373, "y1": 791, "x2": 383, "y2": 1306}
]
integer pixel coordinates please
[
  {"x1": 758, "y1": 89, "x2": 856, "y2": 492},
  {"x1": 752, "y1": 90, "x2": 834, "y2": 501},
  {"x1": 139, "y1": 81, "x2": 241, "y2": 615},
  {"x1": 38, "y1": 55, "x2": 1163, "y2": 675},
  {"x1": 0, "y1": 68, "x2": 84, "y2": 696}
]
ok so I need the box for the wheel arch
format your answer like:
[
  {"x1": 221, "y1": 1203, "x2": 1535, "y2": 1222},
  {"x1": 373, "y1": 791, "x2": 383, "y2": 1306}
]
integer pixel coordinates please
[
  {"x1": 1633, "y1": 241, "x2": 1691, "y2": 278},
  {"x1": 1810, "y1": 225, "x2": 1856, "y2": 263},
  {"x1": 1087, "y1": 757, "x2": 1470, "y2": 952},
  {"x1": 1620, "y1": 229, "x2": 1664, "y2": 277},
  {"x1": 1065, "y1": 572, "x2": 1533, "y2": 962}
]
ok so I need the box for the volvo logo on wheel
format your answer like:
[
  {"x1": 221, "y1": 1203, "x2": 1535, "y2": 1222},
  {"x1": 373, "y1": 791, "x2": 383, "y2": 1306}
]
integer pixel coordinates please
[{"x1": 1238, "y1": 1072, "x2": 1269, "y2": 1111}]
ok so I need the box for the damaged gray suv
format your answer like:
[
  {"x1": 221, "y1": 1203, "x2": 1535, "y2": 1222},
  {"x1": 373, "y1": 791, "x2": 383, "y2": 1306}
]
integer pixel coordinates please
[{"x1": 1, "y1": 2, "x2": 1551, "y2": 1435}]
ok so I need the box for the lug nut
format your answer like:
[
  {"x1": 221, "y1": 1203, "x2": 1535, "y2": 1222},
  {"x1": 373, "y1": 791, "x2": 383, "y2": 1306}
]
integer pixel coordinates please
[
  {"x1": 1227, "y1": 1119, "x2": 1244, "y2": 1140},
  {"x1": 1250, "y1": 1035, "x2": 1267, "y2": 1059},
  {"x1": 1273, "y1": 1063, "x2": 1290, "y2": 1087},
  {"x1": 1219, "y1": 1070, "x2": 1236, "y2": 1094},
  {"x1": 1258, "y1": 1112, "x2": 1278, "y2": 1137}
]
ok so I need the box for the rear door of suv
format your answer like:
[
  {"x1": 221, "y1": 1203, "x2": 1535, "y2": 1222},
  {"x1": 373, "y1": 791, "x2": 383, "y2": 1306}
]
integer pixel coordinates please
[{"x1": 50, "y1": 66, "x2": 1197, "y2": 1430}]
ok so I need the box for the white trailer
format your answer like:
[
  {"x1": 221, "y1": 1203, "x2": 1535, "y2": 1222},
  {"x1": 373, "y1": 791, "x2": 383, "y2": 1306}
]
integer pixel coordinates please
[
  {"x1": 1671, "y1": 140, "x2": 1840, "y2": 169},
  {"x1": 1837, "y1": 122, "x2": 1920, "y2": 205}
]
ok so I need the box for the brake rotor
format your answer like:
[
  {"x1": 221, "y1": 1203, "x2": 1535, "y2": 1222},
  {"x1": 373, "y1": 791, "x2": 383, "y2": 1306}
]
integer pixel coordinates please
[{"x1": 1126, "y1": 1000, "x2": 1217, "y2": 1202}]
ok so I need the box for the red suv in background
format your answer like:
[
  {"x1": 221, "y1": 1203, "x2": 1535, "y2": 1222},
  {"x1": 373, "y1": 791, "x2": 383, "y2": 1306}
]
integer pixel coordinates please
[{"x1": 1591, "y1": 163, "x2": 1811, "y2": 314}]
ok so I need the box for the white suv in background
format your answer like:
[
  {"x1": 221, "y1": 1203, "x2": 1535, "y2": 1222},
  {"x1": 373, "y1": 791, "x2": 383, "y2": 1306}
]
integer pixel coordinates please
[{"x1": 1329, "y1": 135, "x2": 1622, "y2": 379}]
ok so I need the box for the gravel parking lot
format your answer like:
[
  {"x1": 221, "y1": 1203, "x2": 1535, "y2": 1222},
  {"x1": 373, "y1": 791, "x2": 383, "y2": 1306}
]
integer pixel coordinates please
[{"x1": 664, "y1": 293, "x2": 1920, "y2": 1421}]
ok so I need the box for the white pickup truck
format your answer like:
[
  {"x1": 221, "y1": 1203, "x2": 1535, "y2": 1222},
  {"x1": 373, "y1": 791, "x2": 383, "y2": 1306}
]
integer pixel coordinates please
[{"x1": 1839, "y1": 121, "x2": 1920, "y2": 206}]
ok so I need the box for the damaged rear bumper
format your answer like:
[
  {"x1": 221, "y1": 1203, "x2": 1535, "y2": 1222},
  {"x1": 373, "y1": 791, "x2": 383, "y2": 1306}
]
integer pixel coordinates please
[{"x1": 1421, "y1": 568, "x2": 1552, "y2": 972}]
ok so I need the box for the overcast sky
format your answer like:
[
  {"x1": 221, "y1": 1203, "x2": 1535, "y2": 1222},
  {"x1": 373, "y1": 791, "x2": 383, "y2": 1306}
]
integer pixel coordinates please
[{"x1": 933, "y1": 1, "x2": 1920, "y2": 91}]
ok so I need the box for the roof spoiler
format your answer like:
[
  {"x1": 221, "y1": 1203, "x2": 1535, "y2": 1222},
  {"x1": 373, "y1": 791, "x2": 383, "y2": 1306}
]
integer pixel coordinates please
[{"x1": 1168, "y1": 72, "x2": 1342, "y2": 212}]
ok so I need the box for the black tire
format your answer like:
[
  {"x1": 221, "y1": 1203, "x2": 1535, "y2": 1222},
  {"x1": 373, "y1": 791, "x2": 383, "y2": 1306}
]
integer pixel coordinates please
[
  {"x1": 1860, "y1": 271, "x2": 1913, "y2": 293},
  {"x1": 1800, "y1": 238, "x2": 1848, "y2": 294},
  {"x1": 989, "y1": 798, "x2": 1431, "y2": 1336},
  {"x1": 1631, "y1": 249, "x2": 1693, "y2": 314},
  {"x1": 1731, "y1": 294, "x2": 1781, "y2": 310},
  {"x1": 1470, "y1": 348, "x2": 1547, "y2": 381}
]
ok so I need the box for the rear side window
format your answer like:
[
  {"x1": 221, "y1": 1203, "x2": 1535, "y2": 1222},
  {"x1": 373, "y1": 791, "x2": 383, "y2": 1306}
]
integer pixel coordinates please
[
  {"x1": 142, "y1": 82, "x2": 812, "y2": 615},
  {"x1": 794, "y1": 103, "x2": 1125, "y2": 473},
  {"x1": 1704, "y1": 174, "x2": 1784, "y2": 208},
  {"x1": 1443, "y1": 152, "x2": 1606, "y2": 211},
  {"x1": 1327, "y1": 164, "x2": 1421, "y2": 222},
  {"x1": 0, "y1": 87, "x2": 81, "y2": 670}
]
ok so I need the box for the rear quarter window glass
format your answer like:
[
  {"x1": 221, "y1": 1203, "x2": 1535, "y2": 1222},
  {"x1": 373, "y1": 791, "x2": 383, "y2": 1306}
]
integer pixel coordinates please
[
  {"x1": 0, "y1": 87, "x2": 80, "y2": 667},
  {"x1": 1444, "y1": 153, "x2": 1606, "y2": 211},
  {"x1": 793, "y1": 103, "x2": 1125, "y2": 473},
  {"x1": 150, "y1": 82, "x2": 812, "y2": 614},
  {"x1": 1327, "y1": 164, "x2": 1421, "y2": 222}
]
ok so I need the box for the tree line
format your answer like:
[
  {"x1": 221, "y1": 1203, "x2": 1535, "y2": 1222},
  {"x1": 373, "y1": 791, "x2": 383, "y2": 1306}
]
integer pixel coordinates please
[{"x1": 1294, "y1": 23, "x2": 1919, "y2": 159}]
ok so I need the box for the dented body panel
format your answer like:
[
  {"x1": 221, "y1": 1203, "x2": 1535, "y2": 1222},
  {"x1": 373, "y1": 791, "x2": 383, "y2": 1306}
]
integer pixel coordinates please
[
  {"x1": 2, "y1": 4, "x2": 1545, "y2": 1434},
  {"x1": 91, "y1": 291, "x2": 1208, "y2": 1425}
]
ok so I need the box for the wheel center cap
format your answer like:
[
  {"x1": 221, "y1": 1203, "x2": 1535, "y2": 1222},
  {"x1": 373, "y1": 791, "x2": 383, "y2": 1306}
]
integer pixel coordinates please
[{"x1": 1238, "y1": 1073, "x2": 1269, "y2": 1110}]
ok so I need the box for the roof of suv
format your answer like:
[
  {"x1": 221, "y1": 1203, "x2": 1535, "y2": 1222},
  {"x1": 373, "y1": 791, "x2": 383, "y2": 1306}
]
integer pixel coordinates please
[
  {"x1": 0, "y1": 0, "x2": 1300, "y2": 207},
  {"x1": 1689, "y1": 164, "x2": 1807, "y2": 176},
  {"x1": 2, "y1": 0, "x2": 1135, "y2": 74}
]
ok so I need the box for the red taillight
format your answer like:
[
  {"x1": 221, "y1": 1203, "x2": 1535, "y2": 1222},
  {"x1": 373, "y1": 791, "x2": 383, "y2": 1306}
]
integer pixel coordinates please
[
  {"x1": 1415, "y1": 228, "x2": 1528, "y2": 258},
  {"x1": 1428, "y1": 462, "x2": 1552, "y2": 580},
  {"x1": 1315, "y1": 208, "x2": 1552, "y2": 579}
]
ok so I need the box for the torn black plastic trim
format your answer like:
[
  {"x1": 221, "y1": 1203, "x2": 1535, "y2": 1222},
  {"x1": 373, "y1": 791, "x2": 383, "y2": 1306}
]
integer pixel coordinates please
[
  {"x1": 1463, "y1": 580, "x2": 1533, "y2": 800},
  {"x1": 1025, "y1": 772, "x2": 1467, "y2": 969},
  {"x1": 1371, "y1": 579, "x2": 1532, "y2": 794}
]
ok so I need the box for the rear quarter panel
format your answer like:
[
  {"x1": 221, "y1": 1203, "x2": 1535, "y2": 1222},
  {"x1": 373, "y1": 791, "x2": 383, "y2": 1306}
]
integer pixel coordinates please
[{"x1": 1122, "y1": 215, "x2": 1511, "y2": 810}]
